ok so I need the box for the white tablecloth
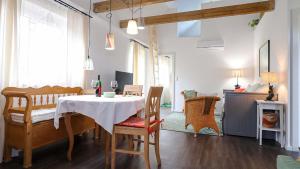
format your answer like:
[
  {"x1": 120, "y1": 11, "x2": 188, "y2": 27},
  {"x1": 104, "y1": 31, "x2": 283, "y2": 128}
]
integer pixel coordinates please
[{"x1": 54, "y1": 95, "x2": 145, "y2": 134}]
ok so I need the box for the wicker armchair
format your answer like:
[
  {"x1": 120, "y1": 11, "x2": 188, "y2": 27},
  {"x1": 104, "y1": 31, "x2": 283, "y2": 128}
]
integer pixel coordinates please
[
  {"x1": 184, "y1": 96, "x2": 220, "y2": 137},
  {"x1": 181, "y1": 90, "x2": 198, "y2": 112}
]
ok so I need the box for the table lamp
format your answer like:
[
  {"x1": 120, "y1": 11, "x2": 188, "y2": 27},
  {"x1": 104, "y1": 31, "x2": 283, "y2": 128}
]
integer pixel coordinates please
[
  {"x1": 261, "y1": 72, "x2": 278, "y2": 101},
  {"x1": 233, "y1": 69, "x2": 241, "y2": 89}
]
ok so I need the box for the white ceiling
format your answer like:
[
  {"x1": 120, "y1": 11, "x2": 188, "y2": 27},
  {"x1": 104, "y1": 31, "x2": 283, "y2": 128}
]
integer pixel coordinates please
[
  {"x1": 70, "y1": 0, "x2": 261, "y2": 21},
  {"x1": 69, "y1": 0, "x2": 260, "y2": 40}
]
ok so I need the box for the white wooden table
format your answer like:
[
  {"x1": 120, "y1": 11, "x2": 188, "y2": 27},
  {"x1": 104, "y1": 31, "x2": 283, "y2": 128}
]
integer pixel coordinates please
[
  {"x1": 256, "y1": 100, "x2": 285, "y2": 147},
  {"x1": 53, "y1": 95, "x2": 145, "y2": 165}
]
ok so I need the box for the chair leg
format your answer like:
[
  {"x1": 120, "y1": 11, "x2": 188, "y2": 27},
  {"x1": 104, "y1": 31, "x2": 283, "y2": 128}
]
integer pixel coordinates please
[
  {"x1": 105, "y1": 131, "x2": 111, "y2": 169},
  {"x1": 211, "y1": 123, "x2": 220, "y2": 136},
  {"x1": 111, "y1": 132, "x2": 116, "y2": 169},
  {"x1": 144, "y1": 134, "x2": 151, "y2": 169},
  {"x1": 154, "y1": 131, "x2": 161, "y2": 167},
  {"x1": 23, "y1": 128, "x2": 32, "y2": 168},
  {"x1": 3, "y1": 144, "x2": 12, "y2": 162}
]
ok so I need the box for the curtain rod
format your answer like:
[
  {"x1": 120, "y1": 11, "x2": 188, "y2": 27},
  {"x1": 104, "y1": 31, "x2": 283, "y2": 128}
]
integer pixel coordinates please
[
  {"x1": 130, "y1": 39, "x2": 149, "y2": 49},
  {"x1": 53, "y1": 0, "x2": 93, "y2": 18}
]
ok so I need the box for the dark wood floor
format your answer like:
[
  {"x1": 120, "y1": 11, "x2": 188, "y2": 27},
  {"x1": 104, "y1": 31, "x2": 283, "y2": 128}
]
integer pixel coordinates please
[{"x1": 0, "y1": 130, "x2": 297, "y2": 169}]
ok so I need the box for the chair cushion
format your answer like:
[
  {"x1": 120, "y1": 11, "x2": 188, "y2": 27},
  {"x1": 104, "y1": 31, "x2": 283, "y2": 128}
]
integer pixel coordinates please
[
  {"x1": 11, "y1": 108, "x2": 57, "y2": 123},
  {"x1": 117, "y1": 117, "x2": 158, "y2": 128}
]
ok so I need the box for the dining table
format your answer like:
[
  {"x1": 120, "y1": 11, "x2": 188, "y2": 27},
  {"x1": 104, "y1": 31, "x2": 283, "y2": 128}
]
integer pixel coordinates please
[{"x1": 53, "y1": 94, "x2": 145, "y2": 167}]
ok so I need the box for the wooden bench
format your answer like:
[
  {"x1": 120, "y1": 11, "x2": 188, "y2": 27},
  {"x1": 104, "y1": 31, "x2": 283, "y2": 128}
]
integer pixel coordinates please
[{"x1": 1, "y1": 86, "x2": 97, "y2": 168}]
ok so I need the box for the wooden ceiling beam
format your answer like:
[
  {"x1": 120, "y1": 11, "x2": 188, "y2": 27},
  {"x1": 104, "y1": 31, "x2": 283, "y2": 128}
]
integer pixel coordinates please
[
  {"x1": 119, "y1": 0, "x2": 275, "y2": 28},
  {"x1": 93, "y1": 0, "x2": 174, "y2": 13}
]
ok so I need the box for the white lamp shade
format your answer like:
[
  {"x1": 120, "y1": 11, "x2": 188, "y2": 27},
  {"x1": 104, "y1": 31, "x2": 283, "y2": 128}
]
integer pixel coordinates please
[
  {"x1": 232, "y1": 69, "x2": 242, "y2": 78},
  {"x1": 84, "y1": 57, "x2": 94, "y2": 70},
  {"x1": 127, "y1": 20, "x2": 138, "y2": 35},
  {"x1": 137, "y1": 17, "x2": 145, "y2": 30},
  {"x1": 105, "y1": 32, "x2": 115, "y2": 50}
]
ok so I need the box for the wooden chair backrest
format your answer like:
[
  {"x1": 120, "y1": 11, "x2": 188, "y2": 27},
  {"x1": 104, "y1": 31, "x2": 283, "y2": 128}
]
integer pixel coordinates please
[
  {"x1": 123, "y1": 85, "x2": 143, "y2": 96},
  {"x1": 144, "y1": 86, "x2": 163, "y2": 127},
  {"x1": 2, "y1": 86, "x2": 83, "y2": 110},
  {"x1": 185, "y1": 96, "x2": 220, "y2": 119}
]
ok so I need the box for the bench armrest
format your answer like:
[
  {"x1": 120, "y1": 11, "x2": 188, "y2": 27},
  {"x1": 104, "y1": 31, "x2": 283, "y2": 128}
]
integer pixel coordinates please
[{"x1": 2, "y1": 90, "x2": 33, "y2": 123}]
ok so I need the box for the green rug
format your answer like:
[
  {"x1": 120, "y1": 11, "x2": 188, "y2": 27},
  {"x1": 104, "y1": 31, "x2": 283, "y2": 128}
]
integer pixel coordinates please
[
  {"x1": 161, "y1": 103, "x2": 172, "y2": 108},
  {"x1": 161, "y1": 112, "x2": 223, "y2": 136}
]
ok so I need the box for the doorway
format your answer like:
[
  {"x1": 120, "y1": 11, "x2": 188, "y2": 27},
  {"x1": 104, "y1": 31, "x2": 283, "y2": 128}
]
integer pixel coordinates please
[{"x1": 158, "y1": 54, "x2": 175, "y2": 112}]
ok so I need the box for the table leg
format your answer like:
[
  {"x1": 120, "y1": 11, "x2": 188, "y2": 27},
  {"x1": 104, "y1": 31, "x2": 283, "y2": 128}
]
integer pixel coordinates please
[
  {"x1": 64, "y1": 113, "x2": 74, "y2": 161},
  {"x1": 280, "y1": 107, "x2": 284, "y2": 148},
  {"x1": 105, "y1": 131, "x2": 111, "y2": 169},
  {"x1": 259, "y1": 107, "x2": 263, "y2": 146},
  {"x1": 257, "y1": 105, "x2": 259, "y2": 139}
]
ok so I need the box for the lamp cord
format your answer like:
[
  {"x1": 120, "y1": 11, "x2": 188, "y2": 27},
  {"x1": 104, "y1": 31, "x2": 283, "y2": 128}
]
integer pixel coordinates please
[
  {"x1": 105, "y1": 0, "x2": 112, "y2": 33},
  {"x1": 140, "y1": 0, "x2": 142, "y2": 17},
  {"x1": 87, "y1": 0, "x2": 91, "y2": 58},
  {"x1": 131, "y1": 0, "x2": 134, "y2": 20}
]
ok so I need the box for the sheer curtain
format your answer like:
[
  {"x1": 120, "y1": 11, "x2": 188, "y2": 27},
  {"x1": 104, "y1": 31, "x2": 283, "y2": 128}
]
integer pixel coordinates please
[
  {"x1": 12, "y1": 0, "x2": 87, "y2": 87},
  {"x1": 131, "y1": 41, "x2": 151, "y2": 95},
  {"x1": 0, "y1": 0, "x2": 21, "y2": 163},
  {"x1": 0, "y1": 0, "x2": 88, "y2": 162}
]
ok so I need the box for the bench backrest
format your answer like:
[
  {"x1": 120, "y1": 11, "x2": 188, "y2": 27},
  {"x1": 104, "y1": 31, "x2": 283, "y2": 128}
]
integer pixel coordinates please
[{"x1": 1, "y1": 86, "x2": 83, "y2": 123}]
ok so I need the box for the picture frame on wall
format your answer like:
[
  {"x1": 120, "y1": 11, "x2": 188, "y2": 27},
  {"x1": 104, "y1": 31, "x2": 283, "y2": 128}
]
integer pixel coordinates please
[{"x1": 259, "y1": 40, "x2": 270, "y2": 77}]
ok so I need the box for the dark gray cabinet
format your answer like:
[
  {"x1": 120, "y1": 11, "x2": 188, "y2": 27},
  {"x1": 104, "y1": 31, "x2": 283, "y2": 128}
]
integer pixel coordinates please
[{"x1": 223, "y1": 91, "x2": 276, "y2": 138}]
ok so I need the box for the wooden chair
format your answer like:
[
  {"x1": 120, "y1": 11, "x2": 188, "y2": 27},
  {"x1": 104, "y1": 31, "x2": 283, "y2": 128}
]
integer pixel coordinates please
[
  {"x1": 111, "y1": 86, "x2": 163, "y2": 169},
  {"x1": 123, "y1": 85, "x2": 143, "y2": 96},
  {"x1": 184, "y1": 96, "x2": 221, "y2": 137}
]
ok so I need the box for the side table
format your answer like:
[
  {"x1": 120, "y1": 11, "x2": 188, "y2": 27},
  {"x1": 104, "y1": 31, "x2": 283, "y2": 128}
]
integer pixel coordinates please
[{"x1": 256, "y1": 100, "x2": 285, "y2": 147}]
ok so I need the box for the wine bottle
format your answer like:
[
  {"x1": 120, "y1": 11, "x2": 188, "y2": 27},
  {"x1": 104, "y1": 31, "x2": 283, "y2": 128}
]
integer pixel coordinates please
[
  {"x1": 95, "y1": 75, "x2": 102, "y2": 97},
  {"x1": 95, "y1": 75, "x2": 100, "y2": 96},
  {"x1": 98, "y1": 76, "x2": 102, "y2": 97}
]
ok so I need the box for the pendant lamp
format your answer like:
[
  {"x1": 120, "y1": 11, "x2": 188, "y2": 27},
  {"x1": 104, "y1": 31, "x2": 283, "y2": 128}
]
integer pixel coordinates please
[
  {"x1": 84, "y1": 0, "x2": 94, "y2": 70},
  {"x1": 105, "y1": 0, "x2": 115, "y2": 50},
  {"x1": 127, "y1": 0, "x2": 138, "y2": 35}
]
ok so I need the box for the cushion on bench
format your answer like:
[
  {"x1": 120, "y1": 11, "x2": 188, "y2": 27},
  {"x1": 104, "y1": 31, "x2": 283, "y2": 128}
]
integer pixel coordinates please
[{"x1": 11, "y1": 108, "x2": 58, "y2": 123}]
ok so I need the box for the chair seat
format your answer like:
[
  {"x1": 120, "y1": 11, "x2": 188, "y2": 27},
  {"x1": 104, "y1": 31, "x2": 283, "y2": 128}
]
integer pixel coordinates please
[{"x1": 117, "y1": 117, "x2": 158, "y2": 128}]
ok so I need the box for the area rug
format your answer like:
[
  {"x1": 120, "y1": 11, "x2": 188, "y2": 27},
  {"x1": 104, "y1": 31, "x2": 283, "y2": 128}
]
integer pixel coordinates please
[{"x1": 161, "y1": 112, "x2": 223, "y2": 136}]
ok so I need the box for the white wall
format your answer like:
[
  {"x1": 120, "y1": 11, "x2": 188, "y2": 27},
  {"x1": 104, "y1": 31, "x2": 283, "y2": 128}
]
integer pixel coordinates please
[
  {"x1": 253, "y1": 0, "x2": 296, "y2": 151},
  {"x1": 83, "y1": 15, "x2": 148, "y2": 92},
  {"x1": 69, "y1": 0, "x2": 149, "y2": 92},
  {"x1": 253, "y1": 0, "x2": 300, "y2": 151},
  {"x1": 157, "y1": 15, "x2": 256, "y2": 111}
]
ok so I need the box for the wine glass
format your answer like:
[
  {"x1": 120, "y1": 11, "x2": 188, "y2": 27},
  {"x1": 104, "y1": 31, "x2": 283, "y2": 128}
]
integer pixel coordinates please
[
  {"x1": 91, "y1": 80, "x2": 99, "y2": 89},
  {"x1": 110, "y1": 81, "x2": 118, "y2": 92}
]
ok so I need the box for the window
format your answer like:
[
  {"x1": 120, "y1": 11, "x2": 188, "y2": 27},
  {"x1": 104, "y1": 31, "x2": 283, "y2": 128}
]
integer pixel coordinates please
[{"x1": 11, "y1": 0, "x2": 87, "y2": 87}]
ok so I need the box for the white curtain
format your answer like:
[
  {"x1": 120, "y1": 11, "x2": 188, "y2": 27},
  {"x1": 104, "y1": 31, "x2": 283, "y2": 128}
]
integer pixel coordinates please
[
  {"x1": 12, "y1": 0, "x2": 87, "y2": 87},
  {"x1": 0, "y1": 0, "x2": 21, "y2": 163},
  {"x1": 0, "y1": 0, "x2": 88, "y2": 162},
  {"x1": 131, "y1": 41, "x2": 151, "y2": 94}
]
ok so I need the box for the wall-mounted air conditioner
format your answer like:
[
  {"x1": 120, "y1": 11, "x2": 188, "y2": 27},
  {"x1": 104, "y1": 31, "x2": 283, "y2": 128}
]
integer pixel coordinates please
[{"x1": 196, "y1": 39, "x2": 225, "y2": 50}]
